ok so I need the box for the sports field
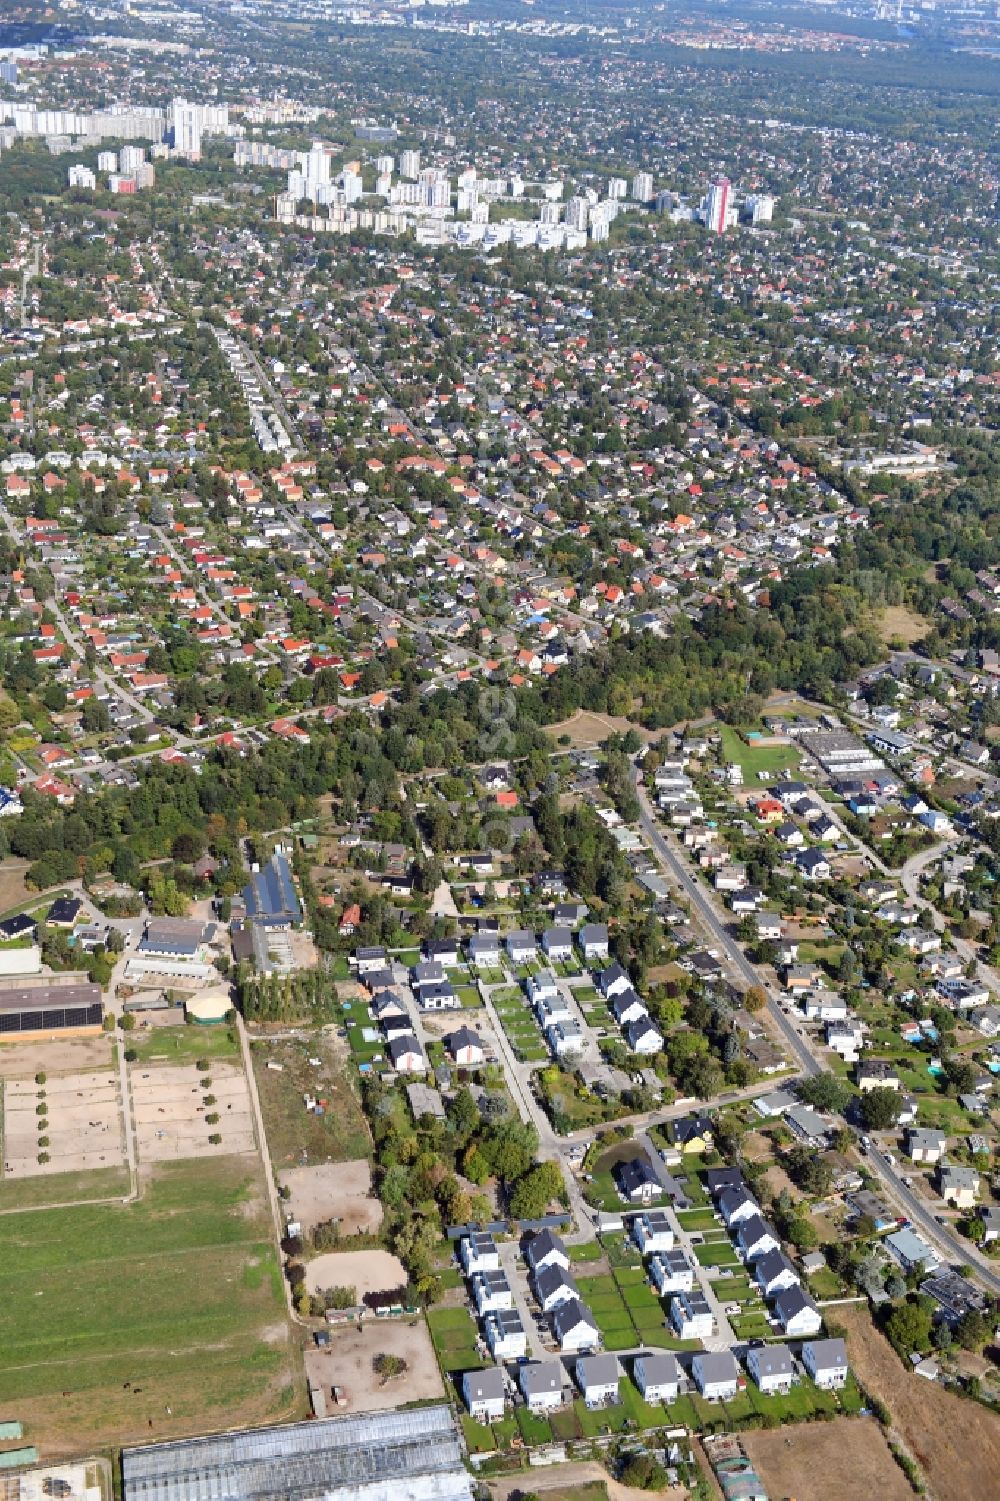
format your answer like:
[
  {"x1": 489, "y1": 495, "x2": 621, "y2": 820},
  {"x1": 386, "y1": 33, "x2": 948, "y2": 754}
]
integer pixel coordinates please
[{"x1": 0, "y1": 1155, "x2": 302, "y2": 1457}]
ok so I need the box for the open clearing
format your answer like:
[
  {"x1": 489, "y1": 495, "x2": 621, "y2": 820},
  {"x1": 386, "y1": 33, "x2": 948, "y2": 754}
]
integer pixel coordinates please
[
  {"x1": 838, "y1": 1303, "x2": 1000, "y2": 1501},
  {"x1": 0, "y1": 1035, "x2": 114, "y2": 1078},
  {"x1": 279, "y1": 1161, "x2": 382, "y2": 1237},
  {"x1": 0, "y1": 1155, "x2": 300, "y2": 1458},
  {"x1": 877, "y1": 603, "x2": 929, "y2": 646},
  {"x1": 3, "y1": 1070, "x2": 124, "y2": 1178},
  {"x1": 744, "y1": 1416, "x2": 911, "y2": 1501},
  {"x1": 251, "y1": 1033, "x2": 369, "y2": 1168},
  {"x1": 0, "y1": 860, "x2": 33, "y2": 916},
  {"x1": 544, "y1": 710, "x2": 653, "y2": 749},
  {"x1": 305, "y1": 1249, "x2": 406, "y2": 1300},
  {"x1": 131, "y1": 1062, "x2": 255, "y2": 1161},
  {"x1": 303, "y1": 1317, "x2": 442, "y2": 1413}
]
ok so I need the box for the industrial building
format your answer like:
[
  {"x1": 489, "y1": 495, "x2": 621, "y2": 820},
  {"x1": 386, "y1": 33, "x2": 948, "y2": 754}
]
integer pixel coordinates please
[
  {"x1": 122, "y1": 1406, "x2": 474, "y2": 1501},
  {"x1": 0, "y1": 980, "x2": 103, "y2": 1039},
  {"x1": 242, "y1": 850, "x2": 303, "y2": 928}
]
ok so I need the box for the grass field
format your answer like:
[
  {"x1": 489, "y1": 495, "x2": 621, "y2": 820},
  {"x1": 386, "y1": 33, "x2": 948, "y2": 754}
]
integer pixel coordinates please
[
  {"x1": 719, "y1": 724, "x2": 801, "y2": 782},
  {"x1": 128, "y1": 1024, "x2": 240, "y2": 1066},
  {"x1": 250, "y1": 1034, "x2": 369, "y2": 1168},
  {"x1": 0, "y1": 1164, "x2": 130, "y2": 1211},
  {"x1": 0, "y1": 1156, "x2": 301, "y2": 1457}
]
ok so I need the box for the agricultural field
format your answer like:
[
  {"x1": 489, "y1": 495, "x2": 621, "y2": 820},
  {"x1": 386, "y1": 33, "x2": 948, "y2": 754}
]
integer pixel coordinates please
[
  {"x1": 745, "y1": 1416, "x2": 913, "y2": 1501},
  {"x1": 0, "y1": 1155, "x2": 301, "y2": 1458},
  {"x1": 250, "y1": 1033, "x2": 370, "y2": 1168}
]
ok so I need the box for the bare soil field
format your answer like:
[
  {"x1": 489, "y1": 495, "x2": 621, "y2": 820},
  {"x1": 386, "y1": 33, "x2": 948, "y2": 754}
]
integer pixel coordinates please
[
  {"x1": 744, "y1": 1417, "x2": 911, "y2": 1501},
  {"x1": 304, "y1": 1249, "x2": 406, "y2": 1300},
  {"x1": 838, "y1": 1303, "x2": 1000, "y2": 1501},
  {"x1": 544, "y1": 710, "x2": 653, "y2": 749},
  {"x1": 3, "y1": 1071, "x2": 124, "y2": 1178},
  {"x1": 0, "y1": 1035, "x2": 114, "y2": 1078},
  {"x1": 878, "y1": 604, "x2": 929, "y2": 647},
  {"x1": 489, "y1": 1463, "x2": 687, "y2": 1501},
  {"x1": 279, "y1": 1161, "x2": 383, "y2": 1237},
  {"x1": 303, "y1": 1317, "x2": 443, "y2": 1413},
  {"x1": 131, "y1": 1062, "x2": 255, "y2": 1161}
]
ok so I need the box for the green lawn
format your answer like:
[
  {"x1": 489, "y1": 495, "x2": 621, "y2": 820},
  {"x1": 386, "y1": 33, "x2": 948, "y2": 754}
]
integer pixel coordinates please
[
  {"x1": 128, "y1": 1024, "x2": 240, "y2": 1065},
  {"x1": 0, "y1": 1156, "x2": 299, "y2": 1451},
  {"x1": 426, "y1": 1306, "x2": 486, "y2": 1373},
  {"x1": 719, "y1": 724, "x2": 801, "y2": 782}
]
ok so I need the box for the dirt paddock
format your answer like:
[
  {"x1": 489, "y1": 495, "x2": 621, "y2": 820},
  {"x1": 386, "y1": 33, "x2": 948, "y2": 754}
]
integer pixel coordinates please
[
  {"x1": 0, "y1": 1035, "x2": 114, "y2": 1077},
  {"x1": 743, "y1": 1416, "x2": 912, "y2": 1501},
  {"x1": 303, "y1": 1317, "x2": 443, "y2": 1413},
  {"x1": 279, "y1": 1161, "x2": 383, "y2": 1237},
  {"x1": 304, "y1": 1249, "x2": 407, "y2": 1300},
  {"x1": 838, "y1": 1303, "x2": 1000, "y2": 1501},
  {"x1": 3, "y1": 1071, "x2": 125, "y2": 1178},
  {"x1": 131, "y1": 1062, "x2": 255, "y2": 1161}
]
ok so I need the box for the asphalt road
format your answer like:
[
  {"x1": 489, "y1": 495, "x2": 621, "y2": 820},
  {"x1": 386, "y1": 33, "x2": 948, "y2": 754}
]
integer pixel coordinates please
[
  {"x1": 634, "y1": 775, "x2": 819, "y2": 1078},
  {"x1": 865, "y1": 1142, "x2": 1000, "y2": 1297}
]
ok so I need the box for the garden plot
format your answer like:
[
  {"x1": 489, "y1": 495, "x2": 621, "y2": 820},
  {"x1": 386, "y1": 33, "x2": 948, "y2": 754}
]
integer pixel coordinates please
[
  {"x1": 2, "y1": 1071, "x2": 125, "y2": 1179},
  {"x1": 131, "y1": 1063, "x2": 255, "y2": 1161}
]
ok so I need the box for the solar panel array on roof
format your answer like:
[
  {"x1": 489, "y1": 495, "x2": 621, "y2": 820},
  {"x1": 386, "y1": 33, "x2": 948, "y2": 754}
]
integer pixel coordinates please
[
  {"x1": 242, "y1": 853, "x2": 302, "y2": 928},
  {"x1": 122, "y1": 1406, "x2": 472, "y2": 1501}
]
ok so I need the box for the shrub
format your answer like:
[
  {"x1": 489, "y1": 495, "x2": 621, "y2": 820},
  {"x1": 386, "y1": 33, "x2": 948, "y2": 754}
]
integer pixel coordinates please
[
  {"x1": 207, "y1": 1132, "x2": 222, "y2": 1144},
  {"x1": 34, "y1": 1071, "x2": 46, "y2": 1085},
  {"x1": 37, "y1": 1152, "x2": 50, "y2": 1164},
  {"x1": 37, "y1": 1135, "x2": 49, "y2": 1147},
  {"x1": 205, "y1": 1112, "x2": 219, "y2": 1124},
  {"x1": 196, "y1": 1059, "x2": 210, "y2": 1071}
]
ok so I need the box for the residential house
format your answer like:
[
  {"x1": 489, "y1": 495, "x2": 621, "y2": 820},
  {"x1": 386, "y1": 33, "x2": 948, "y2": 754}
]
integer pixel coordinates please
[
  {"x1": 907, "y1": 1128, "x2": 946, "y2": 1164},
  {"x1": 535, "y1": 1262, "x2": 580, "y2": 1313},
  {"x1": 551, "y1": 1298, "x2": 601, "y2": 1352},
  {"x1": 472, "y1": 1270, "x2": 514, "y2": 1315},
  {"x1": 773, "y1": 1286, "x2": 823, "y2": 1336},
  {"x1": 506, "y1": 930, "x2": 536, "y2": 965},
  {"x1": 692, "y1": 1350, "x2": 739, "y2": 1401},
  {"x1": 671, "y1": 1289, "x2": 714, "y2": 1341},
  {"x1": 519, "y1": 1360, "x2": 564, "y2": 1413},
  {"x1": 938, "y1": 1163, "x2": 980, "y2": 1208},
  {"x1": 802, "y1": 1338, "x2": 849, "y2": 1390},
  {"x1": 445, "y1": 1026, "x2": 485, "y2": 1066},
  {"x1": 754, "y1": 1248, "x2": 800, "y2": 1299},
  {"x1": 526, "y1": 1228, "x2": 570, "y2": 1277},
  {"x1": 649, "y1": 1248, "x2": 695, "y2": 1296},
  {"x1": 617, "y1": 1156, "x2": 664, "y2": 1204},
  {"x1": 632, "y1": 1209, "x2": 675, "y2": 1255},
  {"x1": 633, "y1": 1352, "x2": 681, "y2": 1404},
  {"x1": 578, "y1": 923, "x2": 609, "y2": 961},
  {"x1": 575, "y1": 1353, "x2": 620, "y2": 1408},
  {"x1": 625, "y1": 1015, "x2": 664, "y2": 1054},
  {"x1": 737, "y1": 1215, "x2": 780, "y2": 1262},
  {"x1": 747, "y1": 1344, "x2": 794, "y2": 1395},
  {"x1": 542, "y1": 927, "x2": 574, "y2": 962},
  {"x1": 461, "y1": 1232, "x2": 500, "y2": 1276},
  {"x1": 462, "y1": 1367, "x2": 505, "y2": 1422},
  {"x1": 485, "y1": 1309, "x2": 527, "y2": 1361}
]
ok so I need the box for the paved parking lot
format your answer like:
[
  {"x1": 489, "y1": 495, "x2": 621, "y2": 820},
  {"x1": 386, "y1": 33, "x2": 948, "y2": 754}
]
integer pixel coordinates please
[{"x1": 130, "y1": 1062, "x2": 255, "y2": 1161}]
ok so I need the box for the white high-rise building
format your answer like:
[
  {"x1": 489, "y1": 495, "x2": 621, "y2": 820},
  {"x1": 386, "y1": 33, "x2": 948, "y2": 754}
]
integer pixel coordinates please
[
  {"x1": 97, "y1": 150, "x2": 117, "y2": 173},
  {"x1": 120, "y1": 145, "x2": 146, "y2": 172},
  {"x1": 376, "y1": 153, "x2": 395, "y2": 174},
  {"x1": 342, "y1": 168, "x2": 363, "y2": 204},
  {"x1": 631, "y1": 171, "x2": 653, "y2": 203},
  {"x1": 68, "y1": 164, "x2": 95, "y2": 189},
  {"x1": 704, "y1": 176, "x2": 732, "y2": 234},
  {"x1": 539, "y1": 200, "x2": 562, "y2": 225},
  {"x1": 565, "y1": 195, "x2": 589, "y2": 232},
  {"x1": 171, "y1": 98, "x2": 201, "y2": 159},
  {"x1": 609, "y1": 177, "x2": 627, "y2": 199},
  {"x1": 745, "y1": 192, "x2": 775, "y2": 225},
  {"x1": 400, "y1": 148, "x2": 420, "y2": 179}
]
